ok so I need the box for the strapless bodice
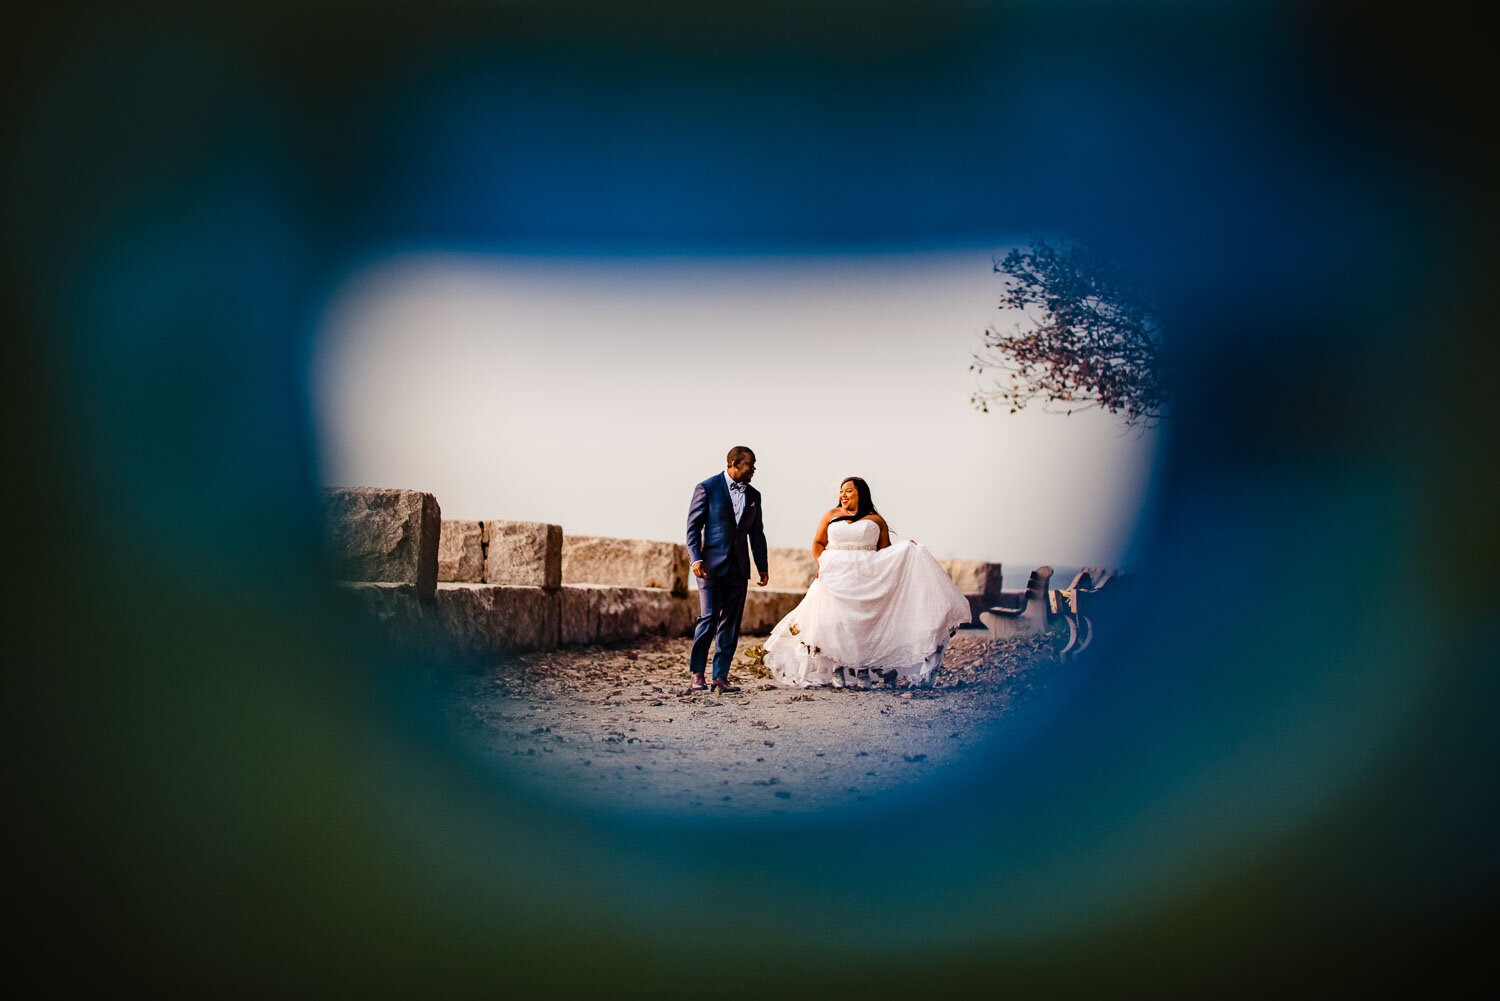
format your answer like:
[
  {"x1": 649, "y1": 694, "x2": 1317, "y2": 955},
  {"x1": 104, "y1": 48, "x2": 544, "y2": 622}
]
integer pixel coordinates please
[{"x1": 826, "y1": 518, "x2": 879, "y2": 550}]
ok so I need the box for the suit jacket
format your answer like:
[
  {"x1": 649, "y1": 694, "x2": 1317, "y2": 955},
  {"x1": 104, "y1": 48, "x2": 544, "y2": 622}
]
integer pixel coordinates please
[{"x1": 686, "y1": 472, "x2": 768, "y2": 580}]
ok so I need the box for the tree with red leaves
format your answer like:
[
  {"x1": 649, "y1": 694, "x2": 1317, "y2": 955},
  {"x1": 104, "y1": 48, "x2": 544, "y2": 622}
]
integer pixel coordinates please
[{"x1": 972, "y1": 237, "x2": 1167, "y2": 429}]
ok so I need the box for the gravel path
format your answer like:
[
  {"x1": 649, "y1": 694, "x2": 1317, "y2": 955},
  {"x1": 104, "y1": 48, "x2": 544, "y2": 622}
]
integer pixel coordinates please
[{"x1": 442, "y1": 627, "x2": 1063, "y2": 818}]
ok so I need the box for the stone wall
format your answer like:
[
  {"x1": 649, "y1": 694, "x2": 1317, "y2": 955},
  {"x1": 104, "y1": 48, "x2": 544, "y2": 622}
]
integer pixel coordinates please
[
  {"x1": 338, "y1": 580, "x2": 793, "y2": 663},
  {"x1": 330, "y1": 485, "x2": 1007, "y2": 661}
]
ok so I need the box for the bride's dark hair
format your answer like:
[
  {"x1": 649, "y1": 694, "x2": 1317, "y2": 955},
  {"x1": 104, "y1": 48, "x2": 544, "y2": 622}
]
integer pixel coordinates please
[{"x1": 830, "y1": 476, "x2": 884, "y2": 527}]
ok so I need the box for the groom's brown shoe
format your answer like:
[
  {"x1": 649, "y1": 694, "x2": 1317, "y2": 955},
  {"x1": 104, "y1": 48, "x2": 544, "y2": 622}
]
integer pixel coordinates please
[
  {"x1": 710, "y1": 678, "x2": 741, "y2": 694},
  {"x1": 687, "y1": 674, "x2": 709, "y2": 692}
]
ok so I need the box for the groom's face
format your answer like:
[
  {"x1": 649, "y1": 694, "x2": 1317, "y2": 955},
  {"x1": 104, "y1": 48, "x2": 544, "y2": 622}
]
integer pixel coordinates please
[{"x1": 729, "y1": 455, "x2": 756, "y2": 483}]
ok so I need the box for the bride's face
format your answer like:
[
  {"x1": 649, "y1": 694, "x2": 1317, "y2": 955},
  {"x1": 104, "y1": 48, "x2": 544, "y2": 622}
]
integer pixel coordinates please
[{"x1": 839, "y1": 481, "x2": 859, "y2": 511}]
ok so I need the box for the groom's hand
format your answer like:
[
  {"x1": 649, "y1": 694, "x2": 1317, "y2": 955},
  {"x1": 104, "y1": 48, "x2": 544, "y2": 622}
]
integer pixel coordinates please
[
  {"x1": 757, "y1": 572, "x2": 769, "y2": 587},
  {"x1": 691, "y1": 560, "x2": 706, "y2": 579}
]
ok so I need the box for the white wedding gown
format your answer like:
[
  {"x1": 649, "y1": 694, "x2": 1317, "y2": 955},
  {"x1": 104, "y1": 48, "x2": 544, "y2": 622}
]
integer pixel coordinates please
[{"x1": 762, "y1": 518, "x2": 972, "y2": 688}]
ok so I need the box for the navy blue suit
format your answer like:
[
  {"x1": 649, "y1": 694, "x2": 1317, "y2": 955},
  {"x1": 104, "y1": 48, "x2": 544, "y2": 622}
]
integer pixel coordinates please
[{"x1": 686, "y1": 472, "x2": 768, "y2": 679}]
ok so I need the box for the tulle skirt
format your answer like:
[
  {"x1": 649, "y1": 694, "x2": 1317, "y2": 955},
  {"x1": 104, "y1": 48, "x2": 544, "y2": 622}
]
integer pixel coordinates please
[{"x1": 762, "y1": 541, "x2": 971, "y2": 688}]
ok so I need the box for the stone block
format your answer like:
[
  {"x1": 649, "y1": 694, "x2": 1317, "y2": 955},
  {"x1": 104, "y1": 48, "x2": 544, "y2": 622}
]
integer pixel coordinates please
[
  {"x1": 322, "y1": 487, "x2": 440, "y2": 602},
  {"x1": 483, "y1": 521, "x2": 562, "y2": 589},
  {"x1": 669, "y1": 593, "x2": 700, "y2": 637},
  {"x1": 438, "y1": 519, "x2": 484, "y2": 583},
  {"x1": 435, "y1": 584, "x2": 559, "y2": 654},
  {"x1": 334, "y1": 582, "x2": 428, "y2": 645},
  {"x1": 562, "y1": 536, "x2": 688, "y2": 595},
  {"x1": 558, "y1": 586, "x2": 601, "y2": 646},
  {"x1": 739, "y1": 588, "x2": 806, "y2": 635},
  {"x1": 488, "y1": 584, "x2": 561, "y2": 652},
  {"x1": 633, "y1": 587, "x2": 678, "y2": 636},
  {"x1": 431, "y1": 584, "x2": 495, "y2": 656},
  {"x1": 938, "y1": 559, "x2": 1004, "y2": 600},
  {"x1": 559, "y1": 586, "x2": 684, "y2": 646},
  {"x1": 766, "y1": 546, "x2": 816, "y2": 590}
]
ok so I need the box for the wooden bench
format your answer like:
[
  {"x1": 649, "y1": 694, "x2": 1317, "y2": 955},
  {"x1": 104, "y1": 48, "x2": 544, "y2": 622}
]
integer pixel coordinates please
[
  {"x1": 978, "y1": 565, "x2": 1053, "y2": 639},
  {"x1": 1050, "y1": 567, "x2": 1127, "y2": 660}
]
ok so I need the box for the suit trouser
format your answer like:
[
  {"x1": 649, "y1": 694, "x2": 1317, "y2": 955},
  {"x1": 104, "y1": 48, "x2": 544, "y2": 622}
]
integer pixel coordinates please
[{"x1": 690, "y1": 571, "x2": 749, "y2": 680}]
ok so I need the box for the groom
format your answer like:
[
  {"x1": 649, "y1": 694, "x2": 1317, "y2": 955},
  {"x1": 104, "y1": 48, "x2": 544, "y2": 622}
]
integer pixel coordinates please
[{"x1": 686, "y1": 445, "x2": 769, "y2": 693}]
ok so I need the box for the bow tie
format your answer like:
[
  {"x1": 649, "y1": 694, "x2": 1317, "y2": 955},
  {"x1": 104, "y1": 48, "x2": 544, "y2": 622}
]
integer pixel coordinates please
[{"x1": 728, "y1": 481, "x2": 745, "y2": 493}]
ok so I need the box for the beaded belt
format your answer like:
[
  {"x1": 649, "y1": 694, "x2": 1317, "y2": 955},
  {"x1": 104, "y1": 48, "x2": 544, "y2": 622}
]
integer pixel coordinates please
[{"x1": 825, "y1": 543, "x2": 877, "y2": 551}]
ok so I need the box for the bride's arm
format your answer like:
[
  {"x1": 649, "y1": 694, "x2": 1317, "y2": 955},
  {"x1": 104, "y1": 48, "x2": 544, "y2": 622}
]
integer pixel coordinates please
[
  {"x1": 811, "y1": 509, "x2": 835, "y2": 573},
  {"x1": 870, "y1": 514, "x2": 892, "y2": 550}
]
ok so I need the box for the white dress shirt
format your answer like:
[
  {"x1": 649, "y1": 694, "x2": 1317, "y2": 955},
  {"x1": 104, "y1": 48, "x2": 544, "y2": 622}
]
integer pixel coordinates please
[{"x1": 724, "y1": 470, "x2": 746, "y2": 524}]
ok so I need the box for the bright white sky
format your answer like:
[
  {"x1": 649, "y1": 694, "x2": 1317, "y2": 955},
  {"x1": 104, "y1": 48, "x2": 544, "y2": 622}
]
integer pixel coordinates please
[{"x1": 312, "y1": 248, "x2": 1162, "y2": 578}]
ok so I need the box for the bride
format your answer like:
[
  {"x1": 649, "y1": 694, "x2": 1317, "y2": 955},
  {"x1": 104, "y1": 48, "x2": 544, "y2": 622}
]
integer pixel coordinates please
[{"x1": 763, "y1": 477, "x2": 971, "y2": 689}]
